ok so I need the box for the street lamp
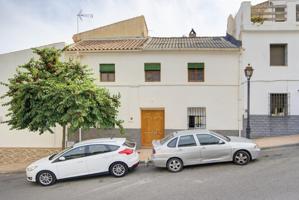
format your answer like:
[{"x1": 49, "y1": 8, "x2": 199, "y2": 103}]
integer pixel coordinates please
[{"x1": 244, "y1": 64, "x2": 254, "y2": 139}]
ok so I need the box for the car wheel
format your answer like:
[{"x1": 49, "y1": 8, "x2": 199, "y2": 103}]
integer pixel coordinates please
[
  {"x1": 37, "y1": 171, "x2": 56, "y2": 186},
  {"x1": 167, "y1": 158, "x2": 183, "y2": 172},
  {"x1": 110, "y1": 162, "x2": 128, "y2": 177},
  {"x1": 234, "y1": 150, "x2": 250, "y2": 165}
]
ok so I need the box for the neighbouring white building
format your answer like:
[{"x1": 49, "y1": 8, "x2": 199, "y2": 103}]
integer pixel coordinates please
[
  {"x1": 0, "y1": 0, "x2": 298, "y2": 149},
  {"x1": 0, "y1": 43, "x2": 65, "y2": 148},
  {"x1": 227, "y1": 0, "x2": 299, "y2": 137}
]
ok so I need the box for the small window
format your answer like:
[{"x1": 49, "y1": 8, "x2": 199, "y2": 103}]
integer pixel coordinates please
[
  {"x1": 196, "y1": 134, "x2": 220, "y2": 145},
  {"x1": 145, "y1": 63, "x2": 161, "y2": 82},
  {"x1": 188, "y1": 63, "x2": 204, "y2": 82},
  {"x1": 275, "y1": 7, "x2": 286, "y2": 22},
  {"x1": 296, "y1": 5, "x2": 299, "y2": 22},
  {"x1": 270, "y1": 93, "x2": 288, "y2": 116},
  {"x1": 167, "y1": 137, "x2": 178, "y2": 148},
  {"x1": 178, "y1": 135, "x2": 197, "y2": 147},
  {"x1": 270, "y1": 44, "x2": 287, "y2": 66},
  {"x1": 188, "y1": 107, "x2": 206, "y2": 129},
  {"x1": 100, "y1": 64, "x2": 115, "y2": 82},
  {"x1": 63, "y1": 146, "x2": 87, "y2": 160}
]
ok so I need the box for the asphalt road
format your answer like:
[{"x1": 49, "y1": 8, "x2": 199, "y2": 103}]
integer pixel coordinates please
[{"x1": 1, "y1": 146, "x2": 299, "y2": 200}]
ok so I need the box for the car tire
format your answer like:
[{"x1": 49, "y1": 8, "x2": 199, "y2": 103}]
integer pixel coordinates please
[
  {"x1": 109, "y1": 162, "x2": 128, "y2": 177},
  {"x1": 36, "y1": 170, "x2": 56, "y2": 186},
  {"x1": 233, "y1": 150, "x2": 251, "y2": 165},
  {"x1": 167, "y1": 158, "x2": 183, "y2": 172}
]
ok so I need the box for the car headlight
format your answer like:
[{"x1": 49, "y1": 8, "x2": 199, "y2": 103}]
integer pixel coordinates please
[{"x1": 27, "y1": 165, "x2": 38, "y2": 172}]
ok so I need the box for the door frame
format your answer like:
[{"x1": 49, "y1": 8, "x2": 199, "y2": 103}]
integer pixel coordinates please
[{"x1": 140, "y1": 108, "x2": 165, "y2": 148}]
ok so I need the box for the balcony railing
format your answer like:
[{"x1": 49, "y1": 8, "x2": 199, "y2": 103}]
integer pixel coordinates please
[{"x1": 251, "y1": 4, "x2": 287, "y2": 23}]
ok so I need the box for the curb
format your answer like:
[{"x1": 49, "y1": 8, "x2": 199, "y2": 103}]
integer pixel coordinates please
[
  {"x1": 260, "y1": 143, "x2": 299, "y2": 150},
  {"x1": 0, "y1": 170, "x2": 24, "y2": 174}
]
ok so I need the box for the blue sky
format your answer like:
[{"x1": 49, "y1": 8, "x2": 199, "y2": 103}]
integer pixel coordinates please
[{"x1": 0, "y1": 0, "x2": 264, "y2": 54}]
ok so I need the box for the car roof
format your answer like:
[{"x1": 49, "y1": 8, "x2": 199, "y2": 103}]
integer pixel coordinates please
[
  {"x1": 173, "y1": 129, "x2": 211, "y2": 136},
  {"x1": 73, "y1": 138, "x2": 126, "y2": 147}
]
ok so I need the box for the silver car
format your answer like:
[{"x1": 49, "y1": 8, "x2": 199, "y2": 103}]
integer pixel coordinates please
[{"x1": 152, "y1": 130, "x2": 260, "y2": 172}]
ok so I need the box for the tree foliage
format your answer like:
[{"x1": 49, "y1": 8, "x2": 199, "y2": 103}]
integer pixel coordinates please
[{"x1": 1, "y1": 47, "x2": 123, "y2": 136}]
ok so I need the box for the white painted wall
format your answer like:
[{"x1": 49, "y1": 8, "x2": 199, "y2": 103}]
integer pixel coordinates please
[
  {"x1": 234, "y1": 0, "x2": 299, "y2": 116},
  {"x1": 0, "y1": 43, "x2": 65, "y2": 147},
  {"x1": 67, "y1": 50, "x2": 241, "y2": 131}
]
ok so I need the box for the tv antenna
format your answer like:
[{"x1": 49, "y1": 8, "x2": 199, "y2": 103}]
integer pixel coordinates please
[{"x1": 76, "y1": 9, "x2": 93, "y2": 34}]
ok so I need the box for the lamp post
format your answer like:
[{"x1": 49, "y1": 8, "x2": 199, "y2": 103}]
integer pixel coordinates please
[{"x1": 244, "y1": 64, "x2": 254, "y2": 139}]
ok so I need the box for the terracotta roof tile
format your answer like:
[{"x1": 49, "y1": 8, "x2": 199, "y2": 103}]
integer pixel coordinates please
[
  {"x1": 67, "y1": 38, "x2": 148, "y2": 51},
  {"x1": 66, "y1": 36, "x2": 239, "y2": 52},
  {"x1": 144, "y1": 37, "x2": 239, "y2": 49}
]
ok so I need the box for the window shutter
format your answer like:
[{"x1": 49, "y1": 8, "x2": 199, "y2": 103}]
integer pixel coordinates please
[
  {"x1": 188, "y1": 63, "x2": 204, "y2": 69},
  {"x1": 100, "y1": 64, "x2": 115, "y2": 72},
  {"x1": 270, "y1": 44, "x2": 286, "y2": 66},
  {"x1": 144, "y1": 63, "x2": 161, "y2": 71}
]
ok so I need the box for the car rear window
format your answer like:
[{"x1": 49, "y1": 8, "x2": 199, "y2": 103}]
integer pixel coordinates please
[
  {"x1": 160, "y1": 133, "x2": 174, "y2": 145},
  {"x1": 123, "y1": 140, "x2": 136, "y2": 148}
]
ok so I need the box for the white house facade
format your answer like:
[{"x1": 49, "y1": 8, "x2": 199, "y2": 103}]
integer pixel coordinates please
[
  {"x1": 66, "y1": 44, "x2": 241, "y2": 147},
  {"x1": 227, "y1": 0, "x2": 299, "y2": 137}
]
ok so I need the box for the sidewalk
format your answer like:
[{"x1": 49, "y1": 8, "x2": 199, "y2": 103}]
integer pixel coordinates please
[{"x1": 1, "y1": 134, "x2": 299, "y2": 174}]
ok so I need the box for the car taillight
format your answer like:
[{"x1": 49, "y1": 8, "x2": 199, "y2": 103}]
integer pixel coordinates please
[
  {"x1": 119, "y1": 148, "x2": 133, "y2": 155},
  {"x1": 152, "y1": 148, "x2": 156, "y2": 154}
]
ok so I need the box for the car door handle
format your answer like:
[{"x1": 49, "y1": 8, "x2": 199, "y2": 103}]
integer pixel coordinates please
[{"x1": 200, "y1": 146, "x2": 206, "y2": 149}]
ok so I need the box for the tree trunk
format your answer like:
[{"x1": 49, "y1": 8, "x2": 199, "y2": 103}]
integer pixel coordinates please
[{"x1": 62, "y1": 125, "x2": 66, "y2": 149}]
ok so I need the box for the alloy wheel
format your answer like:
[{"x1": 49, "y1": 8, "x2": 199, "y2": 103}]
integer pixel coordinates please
[
  {"x1": 167, "y1": 158, "x2": 183, "y2": 172},
  {"x1": 234, "y1": 151, "x2": 250, "y2": 165},
  {"x1": 111, "y1": 163, "x2": 127, "y2": 177},
  {"x1": 38, "y1": 172, "x2": 54, "y2": 186}
]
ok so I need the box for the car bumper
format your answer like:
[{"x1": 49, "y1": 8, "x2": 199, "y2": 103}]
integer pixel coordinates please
[
  {"x1": 151, "y1": 155, "x2": 167, "y2": 168},
  {"x1": 251, "y1": 148, "x2": 261, "y2": 160},
  {"x1": 126, "y1": 152, "x2": 140, "y2": 168},
  {"x1": 26, "y1": 170, "x2": 37, "y2": 182}
]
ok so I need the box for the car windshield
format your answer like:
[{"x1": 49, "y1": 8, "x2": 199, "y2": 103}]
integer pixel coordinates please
[
  {"x1": 160, "y1": 133, "x2": 174, "y2": 145},
  {"x1": 211, "y1": 131, "x2": 231, "y2": 142},
  {"x1": 49, "y1": 146, "x2": 73, "y2": 161}
]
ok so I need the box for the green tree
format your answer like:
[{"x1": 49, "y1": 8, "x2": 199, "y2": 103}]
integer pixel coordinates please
[{"x1": 1, "y1": 47, "x2": 123, "y2": 148}]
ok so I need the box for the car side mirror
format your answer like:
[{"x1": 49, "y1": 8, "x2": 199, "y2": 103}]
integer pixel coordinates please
[
  {"x1": 59, "y1": 156, "x2": 66, "y2": 161},
  {"x1": 218, "y1": 140, "x2": 225, "y2": 145}
]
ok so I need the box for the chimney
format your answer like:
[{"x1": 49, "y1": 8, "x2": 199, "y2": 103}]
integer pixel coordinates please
[{"x1": 189, "y1": 28, "x2": 196, "y2": 37}]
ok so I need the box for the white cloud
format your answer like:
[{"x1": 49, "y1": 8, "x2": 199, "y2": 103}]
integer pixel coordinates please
[{"x1": 0, "y1": 0, "x2": 265, "y2": 54}]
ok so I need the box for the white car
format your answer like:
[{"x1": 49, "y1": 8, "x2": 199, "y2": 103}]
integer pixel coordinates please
[
  {"x1": 152, "y1": 130, "x2": 260, "y2": 172},
  {"x1": 26, "y1": 138, "x2": 139, "y2": 186}
]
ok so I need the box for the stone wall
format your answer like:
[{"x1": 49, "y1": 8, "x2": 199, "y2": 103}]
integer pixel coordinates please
[
  {"x1": 0, "y1": 148, "x2": 61, "y2": 165},
  {"x1": 242, "y1": 115, "x2": 299, "y2": 138}
]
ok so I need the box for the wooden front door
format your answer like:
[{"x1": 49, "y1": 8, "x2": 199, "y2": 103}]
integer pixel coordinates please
[{"x1": 141, "y1": 109, "x2": 165, "y2": 147}]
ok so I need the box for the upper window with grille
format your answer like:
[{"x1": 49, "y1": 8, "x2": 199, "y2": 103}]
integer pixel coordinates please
[
  {"x1": 144, "y1": 63, "x2": 161, "y2": 82},
  {"x1": 296, "y1": 5, "x2": 299, "y2": 22},
  {"x1": 188, "y1": 63, "x2": 204, "y2": 82},
  {"x1": 188, "y1": 107, "x2": 206, "y2": 129},
  {"x1": 100, "y1": 64, "x2": 115, "y2": 82},
  {"x1": 270, "y1": 44, "x2": 287, "y2": 66},
  {"x1": 270, "y1": 93, "x2": 288, "y2": 117},
  {"x1": 275, "y1": 7, "x2": 286, "y2": 22}
]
